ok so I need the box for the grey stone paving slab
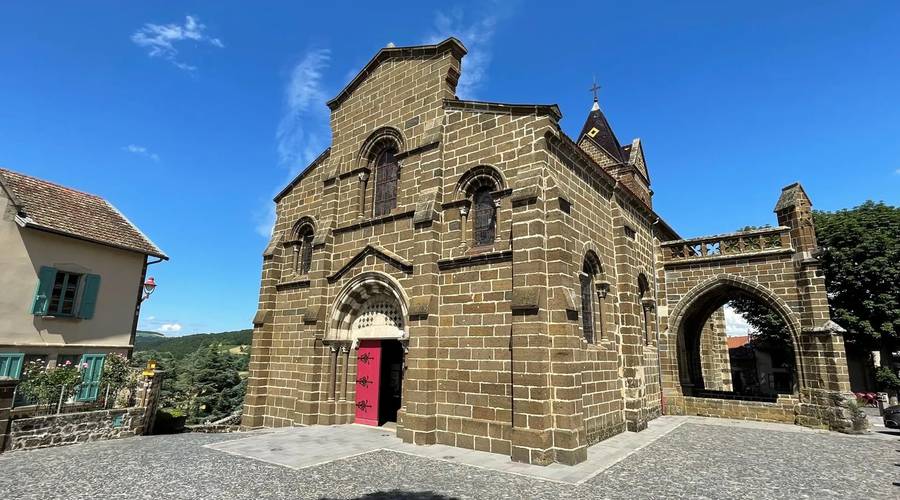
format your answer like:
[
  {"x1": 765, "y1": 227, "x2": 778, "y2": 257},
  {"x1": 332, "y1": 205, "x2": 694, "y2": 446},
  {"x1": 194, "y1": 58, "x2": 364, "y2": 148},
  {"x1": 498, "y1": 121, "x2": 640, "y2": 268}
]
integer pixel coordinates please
[{"x1": 0, "y1": 417, "x2": 896, "y2": 499}]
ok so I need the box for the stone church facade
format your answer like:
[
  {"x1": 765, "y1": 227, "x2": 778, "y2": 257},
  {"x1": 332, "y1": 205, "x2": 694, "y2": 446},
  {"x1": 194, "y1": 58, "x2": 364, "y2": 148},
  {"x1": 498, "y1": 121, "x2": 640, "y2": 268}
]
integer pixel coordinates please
[{"x1": 243, "y1": 38, "x2": 861, "y2": 465}]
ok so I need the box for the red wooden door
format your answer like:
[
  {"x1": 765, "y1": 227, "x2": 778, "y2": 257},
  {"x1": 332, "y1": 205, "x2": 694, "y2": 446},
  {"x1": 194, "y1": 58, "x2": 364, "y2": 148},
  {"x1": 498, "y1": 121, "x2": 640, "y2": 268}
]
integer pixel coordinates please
[{"x1": 355, "y1": 340, "x2": 381, "y2": 426}]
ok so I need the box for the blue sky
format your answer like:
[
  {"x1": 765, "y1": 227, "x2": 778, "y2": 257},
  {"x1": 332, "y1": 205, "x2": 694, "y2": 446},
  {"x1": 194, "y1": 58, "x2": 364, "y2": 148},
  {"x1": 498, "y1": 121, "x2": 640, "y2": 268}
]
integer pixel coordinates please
[{"x1": 1, "y1": 2, "x2": 897, "y2": 336}]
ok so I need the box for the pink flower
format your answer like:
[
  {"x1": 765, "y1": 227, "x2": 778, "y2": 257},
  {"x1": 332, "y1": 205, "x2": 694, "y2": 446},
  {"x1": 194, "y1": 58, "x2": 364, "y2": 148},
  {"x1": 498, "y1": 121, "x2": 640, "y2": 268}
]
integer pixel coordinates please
[
  {"x1": 82, "y1": 362, "x2": 89, "y2": 368},
  {"x1": 64, "y1": 360, "x2": 71, "y2": 366}
]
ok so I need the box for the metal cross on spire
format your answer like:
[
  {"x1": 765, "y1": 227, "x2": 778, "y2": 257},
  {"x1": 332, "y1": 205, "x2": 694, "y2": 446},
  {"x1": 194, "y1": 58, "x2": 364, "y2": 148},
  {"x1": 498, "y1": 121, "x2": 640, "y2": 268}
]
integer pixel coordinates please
[{"x1": 589, "y1": 77, "x2": 601, "y2": 102}]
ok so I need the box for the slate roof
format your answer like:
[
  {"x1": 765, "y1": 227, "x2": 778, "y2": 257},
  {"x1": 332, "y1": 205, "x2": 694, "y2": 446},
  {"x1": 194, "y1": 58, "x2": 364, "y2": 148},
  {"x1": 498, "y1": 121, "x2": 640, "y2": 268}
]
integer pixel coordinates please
[
  {"x1": 578, "y1": 100, "x2": 625, "y2": 163},
  {"x1": 0, "y1": 167, "x2": 167, "y2": 259}
]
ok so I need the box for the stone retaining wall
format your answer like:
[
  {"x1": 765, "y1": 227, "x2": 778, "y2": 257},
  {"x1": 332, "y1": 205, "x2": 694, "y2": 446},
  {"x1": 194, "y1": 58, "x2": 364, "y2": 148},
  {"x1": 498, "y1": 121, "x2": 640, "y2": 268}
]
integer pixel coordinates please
[{"x1": 6, "y1": 407, "x2": 145, "y2": 451}]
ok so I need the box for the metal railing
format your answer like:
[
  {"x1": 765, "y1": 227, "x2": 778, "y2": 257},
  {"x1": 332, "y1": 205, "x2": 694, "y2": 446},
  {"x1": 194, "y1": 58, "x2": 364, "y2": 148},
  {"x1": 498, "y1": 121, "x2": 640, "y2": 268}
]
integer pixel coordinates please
[{"x1": 12, "y1": 383, "x2": 129, "y2": 418}]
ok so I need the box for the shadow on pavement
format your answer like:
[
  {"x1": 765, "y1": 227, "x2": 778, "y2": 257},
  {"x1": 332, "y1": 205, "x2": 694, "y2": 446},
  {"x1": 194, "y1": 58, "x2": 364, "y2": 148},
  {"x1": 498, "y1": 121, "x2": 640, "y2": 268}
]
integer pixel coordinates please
[{"x1": 321, "y1": 491, "x2": 456, "y2": 500}]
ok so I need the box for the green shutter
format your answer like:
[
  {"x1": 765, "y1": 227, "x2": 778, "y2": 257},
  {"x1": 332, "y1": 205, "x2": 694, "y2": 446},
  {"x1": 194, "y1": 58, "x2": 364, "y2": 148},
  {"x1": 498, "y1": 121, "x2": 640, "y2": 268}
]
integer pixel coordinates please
[
  {"x1": 0, "y1": 353, "x2": 25, "y2": 379},
  {"x1": 77, "y1": 354, "x2": 105, "y2": 401},
  {"x1": 77, "y1": 274, "x2": 101, "y2": 319},
  {"x1": 31, "y1": 266, "x2": 57, "y2": 315}
]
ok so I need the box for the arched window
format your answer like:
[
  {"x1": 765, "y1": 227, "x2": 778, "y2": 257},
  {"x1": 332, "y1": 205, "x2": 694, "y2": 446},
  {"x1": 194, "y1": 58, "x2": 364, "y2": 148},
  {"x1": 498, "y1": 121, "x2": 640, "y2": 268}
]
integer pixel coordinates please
[
  {"x1": 293, "y1": 224, "x2": 314, "y2": 275},
  {"x1": 580, "y1": 266, "x2": 595, "y2": 344},
  {"x1": 472, "y1": 187, "x2": 496, "y2": 246},
  {"x1": 581, "y1": 256, "x2": 603, "y2": 344},
  {"x1": 373, "y1": 147, "x2": 399, "y2": 217}
]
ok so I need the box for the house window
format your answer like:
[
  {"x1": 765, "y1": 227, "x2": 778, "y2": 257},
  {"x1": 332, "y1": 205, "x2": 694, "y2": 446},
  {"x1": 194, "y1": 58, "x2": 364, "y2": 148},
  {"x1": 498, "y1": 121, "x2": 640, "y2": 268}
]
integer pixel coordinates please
[
  {"x1": 0, "y1": 353, "x2": 25, "y2": 379},
  {"x1": 472, "y1": 187, "x2": 496, "y2": 246},
  {"x1": 373, "y1": 148, "x2": 399, "y2": 217},
  {"x1": 32, "y1": 267, "x2": 101, "y2": 319},
  {"x1": 48, "y1": 271, "x2": 81, "y2": 316}
]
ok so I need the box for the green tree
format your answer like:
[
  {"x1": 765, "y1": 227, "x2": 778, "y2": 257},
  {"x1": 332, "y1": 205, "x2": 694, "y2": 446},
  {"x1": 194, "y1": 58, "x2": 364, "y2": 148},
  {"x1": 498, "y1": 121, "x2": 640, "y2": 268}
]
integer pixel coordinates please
[
  {"x1": 728, "y1": 297, "x2": 792, "y2": 350},
  {"x1": 173, "y1": 345, "x2": 245, "y2": 424},
  {"x1": 814, "y1": 201, "x2": 899, "y2": 355}
]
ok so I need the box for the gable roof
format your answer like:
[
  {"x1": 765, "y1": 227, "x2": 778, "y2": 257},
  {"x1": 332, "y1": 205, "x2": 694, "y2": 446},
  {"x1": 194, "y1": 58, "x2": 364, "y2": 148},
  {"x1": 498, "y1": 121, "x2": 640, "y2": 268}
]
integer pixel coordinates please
[
  {"x1": 0, "y1": 167, "x2": 167, "y2": 259},
  {"x1": 327, "y1": 38, "x2": 467, "y2": 111},
  {"x1": 578, "y1": 100, "x2": 625, "y2": 163},
  {"x1": 274, "y1": 148, "x2": 331, "y2": 202}
]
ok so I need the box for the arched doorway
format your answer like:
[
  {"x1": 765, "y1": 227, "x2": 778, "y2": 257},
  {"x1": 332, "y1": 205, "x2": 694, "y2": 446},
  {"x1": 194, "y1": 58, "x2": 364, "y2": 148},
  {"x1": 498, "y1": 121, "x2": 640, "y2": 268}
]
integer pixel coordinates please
[
  {"x1": 672, "y1": 277, "x2": 802, "y2": 402},
  {"x1": 327, "y1": 273, "x2": 407, "y2": 426}
]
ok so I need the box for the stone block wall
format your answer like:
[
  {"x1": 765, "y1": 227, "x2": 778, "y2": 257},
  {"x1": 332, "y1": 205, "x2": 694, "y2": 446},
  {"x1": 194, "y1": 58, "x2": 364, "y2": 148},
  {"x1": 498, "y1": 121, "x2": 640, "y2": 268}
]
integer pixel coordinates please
[{"x1": 6, "y1": 407, "x2": 145, "y2": 451}]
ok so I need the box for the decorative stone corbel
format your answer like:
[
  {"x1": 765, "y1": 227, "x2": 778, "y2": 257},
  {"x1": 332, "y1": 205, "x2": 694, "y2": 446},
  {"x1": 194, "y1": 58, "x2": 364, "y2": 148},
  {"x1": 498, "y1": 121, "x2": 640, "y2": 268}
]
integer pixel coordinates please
[
  {"x1": 809, "y1": 320, "x2": 846, "y2": 336},
  {"x1": 641, "y1": 298, "x2": 656, "y2": 312},
  {"x1": 595, "y1": 280, "x2": 611, "y2": 300}
]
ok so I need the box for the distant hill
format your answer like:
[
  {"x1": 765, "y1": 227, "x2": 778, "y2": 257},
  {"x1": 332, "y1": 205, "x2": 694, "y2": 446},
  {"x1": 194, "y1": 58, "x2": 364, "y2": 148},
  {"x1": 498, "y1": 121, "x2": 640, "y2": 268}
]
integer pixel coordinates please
[
  {"x1": 136, "y1": 330, "x2": 165, "y2": 339},
  {"x1": 134, "y1": 329, "x2": 252, "y2": 358}
]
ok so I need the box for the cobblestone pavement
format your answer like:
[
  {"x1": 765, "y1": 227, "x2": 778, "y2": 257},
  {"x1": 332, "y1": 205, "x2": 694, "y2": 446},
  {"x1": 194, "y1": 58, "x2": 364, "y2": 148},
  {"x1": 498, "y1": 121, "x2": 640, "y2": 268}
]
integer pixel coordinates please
[{"x1": 1, "y1": 420, "x2": 897, "y2": 499}]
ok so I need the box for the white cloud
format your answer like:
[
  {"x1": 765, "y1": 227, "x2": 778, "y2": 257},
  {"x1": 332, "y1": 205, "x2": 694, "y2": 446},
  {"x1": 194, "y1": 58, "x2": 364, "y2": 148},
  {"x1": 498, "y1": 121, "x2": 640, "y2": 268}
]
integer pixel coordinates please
[
  {"x1": 895, "y1": 168, "x2": 900, "y2": 175},
  {"x1": 724, "y1": 305, "x2": 757, "y2": 337},
  {"x1": 122, "y1": 144, "x2": 159, "y2": 162},
  {"x1": 256, "y1": 48, "x2": 332, "y2": 238},
  {"x1": 276, "y1": 48, "x2": 331, "y2": 170},
  {"x1": 131, "y1": 15, "x2": 223, "y2": 71},
  {"x1": 158, "y1": 323, "x2": 182, "y2": 333},
  {"x1": 424, "y1": 7, "x2": 501, "y2": 99},
  {"x1": 255, "y1": 205, "x2": 277, "y2": 238}
]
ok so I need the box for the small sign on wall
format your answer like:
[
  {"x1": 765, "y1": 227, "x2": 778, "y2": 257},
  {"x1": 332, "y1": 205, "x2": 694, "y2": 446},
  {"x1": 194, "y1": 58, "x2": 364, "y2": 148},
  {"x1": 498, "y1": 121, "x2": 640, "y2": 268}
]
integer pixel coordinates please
[{"x1": 112, "y1": 414, "x2": 124, "y2": 428}]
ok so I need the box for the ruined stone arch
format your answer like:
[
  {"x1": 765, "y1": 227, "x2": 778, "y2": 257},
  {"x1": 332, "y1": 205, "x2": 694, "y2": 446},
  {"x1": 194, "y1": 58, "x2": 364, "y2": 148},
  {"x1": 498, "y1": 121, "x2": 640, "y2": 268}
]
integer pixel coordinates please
[
  {"x1": 326, "y1": 271, "x2": 409, "y2": 347},
  {"x1": 668, "y1": 273, "x2": 806, "y2": 391}
]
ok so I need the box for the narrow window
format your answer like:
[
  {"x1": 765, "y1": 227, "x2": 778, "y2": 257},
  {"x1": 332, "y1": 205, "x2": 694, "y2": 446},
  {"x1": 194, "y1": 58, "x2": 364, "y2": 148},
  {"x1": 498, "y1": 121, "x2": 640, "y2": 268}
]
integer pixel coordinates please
[
  {"x1": 638, "y1": 274, "x2": 650, "y2": 345},
  {"x1": 48, "y1": 271, "x2": 81, "y2": 316},
  {"x1": 581, "y1": 271, "x2": 595, "y2": 343},
  {"x1": 300, "y1": 231, "x2": 313, "y2": 274},
  {"x1": 473, "y1": 187, "x2": 496, "y2": 246},
  {"x1": 293, "y1": 224, "x2": 314, "y2": 275},
  {"x1": 373, "y1": 148, "x2": 399, "y2": 217}
]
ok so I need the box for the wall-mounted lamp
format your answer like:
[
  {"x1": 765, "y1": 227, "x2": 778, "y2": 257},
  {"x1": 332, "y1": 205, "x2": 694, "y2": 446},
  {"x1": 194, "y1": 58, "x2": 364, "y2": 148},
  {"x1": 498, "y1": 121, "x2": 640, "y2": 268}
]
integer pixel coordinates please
[{"x1": 141, "y1": 277, "x2": 158, "y2": 302}]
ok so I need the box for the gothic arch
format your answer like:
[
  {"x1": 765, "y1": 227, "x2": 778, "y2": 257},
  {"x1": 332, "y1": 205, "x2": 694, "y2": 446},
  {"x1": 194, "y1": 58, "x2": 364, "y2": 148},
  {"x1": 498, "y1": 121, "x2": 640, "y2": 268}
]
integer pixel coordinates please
[
  {"x1": 326, "y1": 271, "x2": 409, "y2": 346},
  {"x1": 668, "y1": 274, "x2": 806, "y2": 391}
]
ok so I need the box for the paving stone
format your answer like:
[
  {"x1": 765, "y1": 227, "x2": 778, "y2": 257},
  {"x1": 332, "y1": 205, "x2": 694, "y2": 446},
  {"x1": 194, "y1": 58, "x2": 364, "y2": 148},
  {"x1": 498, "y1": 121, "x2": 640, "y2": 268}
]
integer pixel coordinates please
[{"x1": 0, "y1": 420, "x2": 895, "y2": 499}]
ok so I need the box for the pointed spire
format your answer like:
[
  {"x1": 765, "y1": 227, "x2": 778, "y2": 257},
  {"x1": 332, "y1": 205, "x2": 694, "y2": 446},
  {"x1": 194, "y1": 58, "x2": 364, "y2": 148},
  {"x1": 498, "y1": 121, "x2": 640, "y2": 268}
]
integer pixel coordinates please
[{"x1": 579, "y1": 77, "x2": 624, "y2": 163}]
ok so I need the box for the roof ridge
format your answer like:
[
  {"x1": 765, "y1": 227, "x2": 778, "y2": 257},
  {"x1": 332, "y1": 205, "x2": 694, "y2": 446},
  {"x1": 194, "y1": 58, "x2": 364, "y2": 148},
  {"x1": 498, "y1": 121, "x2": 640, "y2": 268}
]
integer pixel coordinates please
[{"x1": 0, "y1": 167, "x2": 104, "y2": 200}]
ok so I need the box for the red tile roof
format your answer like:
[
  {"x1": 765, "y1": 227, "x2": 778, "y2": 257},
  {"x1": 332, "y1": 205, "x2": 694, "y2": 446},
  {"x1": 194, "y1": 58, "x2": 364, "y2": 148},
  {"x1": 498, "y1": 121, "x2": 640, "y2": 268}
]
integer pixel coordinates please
[
  {"x1": 727, "y1": 335, "x2": 750, "y2": 350},
  {"x1": 0, "y1": 167, "x2": 167, "y2": 258}
]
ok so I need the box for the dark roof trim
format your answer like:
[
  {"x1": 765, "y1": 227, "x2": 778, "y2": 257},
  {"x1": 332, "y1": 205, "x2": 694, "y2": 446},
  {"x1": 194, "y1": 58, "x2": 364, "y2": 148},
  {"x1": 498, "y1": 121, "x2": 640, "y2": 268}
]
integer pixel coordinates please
[
  {"x1": 327, "y1": 38, "x2": 468, "y2": 111},
  {"x1": 274, "y1": 148, "x2": 331, "y2": 202},
  {"x1": 444, "y1": 99, "x2": 563, "y2": 123},
  {"x1": 17, "y1": 220, "x2": 169, "y2": 259}
]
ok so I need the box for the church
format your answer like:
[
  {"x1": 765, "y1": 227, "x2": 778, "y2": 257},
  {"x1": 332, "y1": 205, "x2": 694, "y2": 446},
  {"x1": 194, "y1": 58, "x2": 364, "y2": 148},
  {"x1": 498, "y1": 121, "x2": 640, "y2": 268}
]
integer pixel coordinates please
[{"x1": 242, "y1": 38, "x2": 861, "y2": 466}]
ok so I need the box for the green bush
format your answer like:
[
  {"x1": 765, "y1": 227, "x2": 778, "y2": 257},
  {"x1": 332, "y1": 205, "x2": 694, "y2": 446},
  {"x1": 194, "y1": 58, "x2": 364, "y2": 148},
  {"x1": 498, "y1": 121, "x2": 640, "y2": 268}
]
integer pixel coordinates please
[
  {"x1": 153, "y1": 407, "x2": 187, "y2": 434},
  {"x1": 875, "y1": 366, "x2": 900, "y2": 392},
  {"x1": 18, "y1": 359, "x2": 82, "y2": 405}
]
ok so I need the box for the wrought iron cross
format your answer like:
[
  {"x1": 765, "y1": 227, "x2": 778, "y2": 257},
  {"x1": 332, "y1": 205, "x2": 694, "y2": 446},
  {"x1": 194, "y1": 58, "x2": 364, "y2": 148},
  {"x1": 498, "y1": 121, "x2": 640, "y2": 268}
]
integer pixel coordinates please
[{"x1": 589, "y1": 78, "x2": 601, "y2": 101}]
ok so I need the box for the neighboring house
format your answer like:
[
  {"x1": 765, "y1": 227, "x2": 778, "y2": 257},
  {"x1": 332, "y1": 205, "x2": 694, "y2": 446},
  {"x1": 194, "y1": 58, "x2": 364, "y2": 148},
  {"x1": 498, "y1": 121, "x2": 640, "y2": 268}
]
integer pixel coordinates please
[{"x1": 0, "y1": 167, "x2": 166, "y2": 399}]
